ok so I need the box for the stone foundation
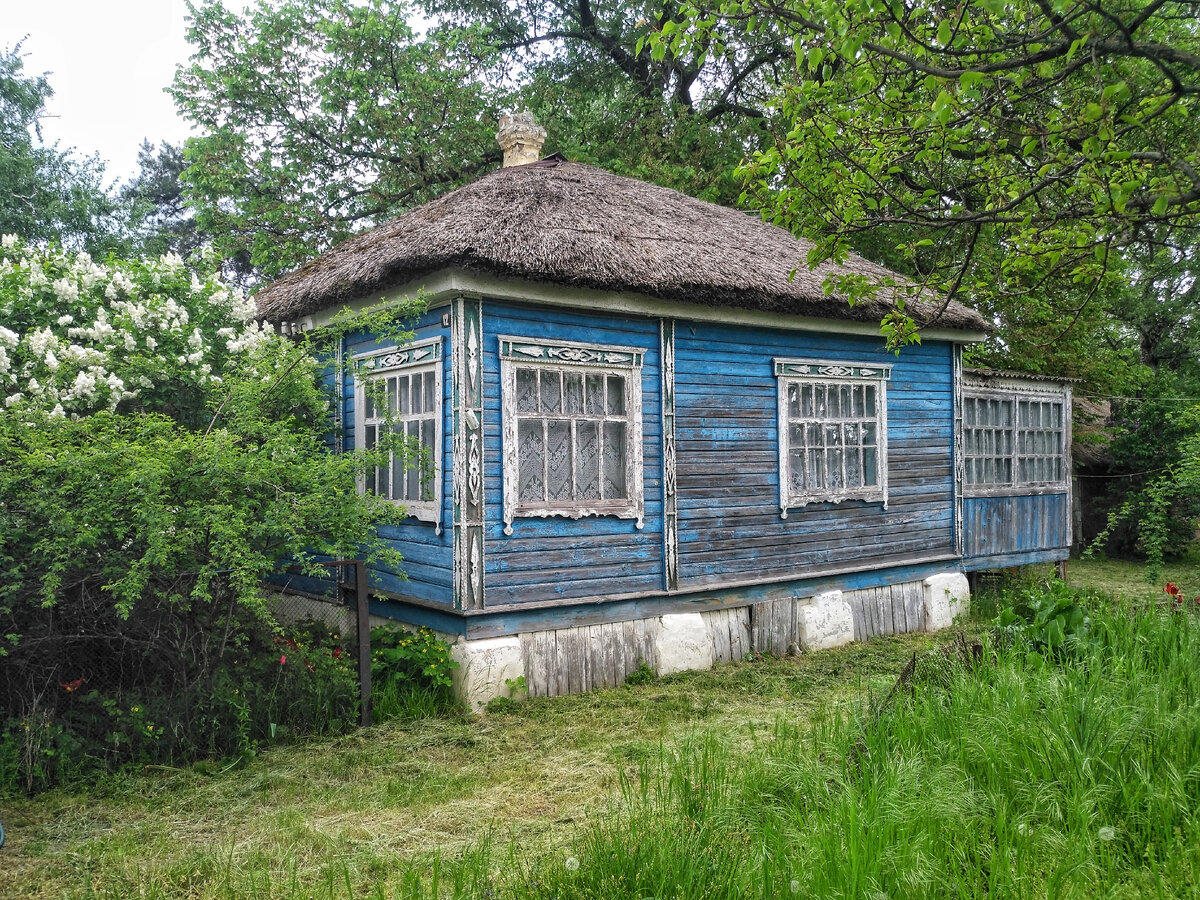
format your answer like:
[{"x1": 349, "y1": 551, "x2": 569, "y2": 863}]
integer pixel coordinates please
[{"x1": 452, "y1": 572, "x2": 971, "y2": 710}]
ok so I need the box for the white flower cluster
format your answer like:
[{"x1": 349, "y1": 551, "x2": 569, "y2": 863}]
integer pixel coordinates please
[{"x1": 0, "y1": 236, "x2": 275, "y2": 420}]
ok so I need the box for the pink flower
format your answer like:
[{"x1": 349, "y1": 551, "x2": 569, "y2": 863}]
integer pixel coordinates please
[{"x1": 279, "y1": 654, "x2": 287, "y2": 665}]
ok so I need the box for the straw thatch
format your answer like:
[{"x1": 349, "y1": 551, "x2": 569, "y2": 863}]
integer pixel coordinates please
[{"x1": 255, "y1": 156, "x2": 988, "y2": 331}]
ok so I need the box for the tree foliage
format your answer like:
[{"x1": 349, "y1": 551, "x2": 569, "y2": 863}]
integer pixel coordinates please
[
  {"x1": 660, "y1": 0, "x2": 1199, "y2": 351},
  {"x1": 0, "y1": 45, "x2": 125, "y2": 256},
  {"x1": 169, "y1": 0, "x2": 786, "y2": 276}
]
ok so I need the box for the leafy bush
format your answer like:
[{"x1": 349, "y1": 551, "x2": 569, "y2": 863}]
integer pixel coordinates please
[
  {"x1": 992, "y1": 579, "x2": 1102, "y2": 663},
  {"x1": 370, "y1": 625, "x2": 458, "y2": 718},
  {"x1": 0, "y1": 238, "x2": 413, "y2": 793}
]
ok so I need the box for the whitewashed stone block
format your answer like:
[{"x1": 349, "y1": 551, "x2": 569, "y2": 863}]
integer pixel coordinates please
[
  {"x1": 655, "y1": 613, "x2": 715, "y2": 676},
  {"x1": 797, "y1": 590, "x2": 854, "y2": 650},
  {"x1": 923, "y1": 572, "x2": 971, "y2": 631},
  {"x1": 451, "y1": 636, "x2": 526, "y2": 714}
]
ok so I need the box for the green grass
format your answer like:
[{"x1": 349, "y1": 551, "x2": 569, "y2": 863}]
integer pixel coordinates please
[{"x1": 2, "y1": 557, "x2": 1198, "y2": 900}]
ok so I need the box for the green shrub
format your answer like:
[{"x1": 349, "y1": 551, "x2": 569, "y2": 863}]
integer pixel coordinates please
[{"x1": 369, "y1": 625, "x2": 458, "y2": 719}]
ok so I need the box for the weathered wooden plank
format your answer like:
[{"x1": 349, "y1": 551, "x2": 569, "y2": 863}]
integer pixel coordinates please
[
  {"x1": 711, "y1": 611, "x2": 731, "y2": 662},
  {"x1": 679, "y1": 533, "x2": 955, "y2": 571},
  {"x1": 907, "y1": 582, "x2": 925, "y2": 633},
  {"x1": 624, "y1": 624, "x2": 643, "y2": 681}
]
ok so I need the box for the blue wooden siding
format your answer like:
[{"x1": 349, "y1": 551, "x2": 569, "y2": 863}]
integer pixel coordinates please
[
  {"x1": 962, "y1": 492, "x2": 1069, "y2": 568},
  {"x1": 674, "y1": 323, "x2": 956, "y2": 589},
  {"x1": 481, "y1": 301, "x2": 664, "y2": 605},
  {"x1": 341, "y1": 307, "x2": 454, "y2": 606}
]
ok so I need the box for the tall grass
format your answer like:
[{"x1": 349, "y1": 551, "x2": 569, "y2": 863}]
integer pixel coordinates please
[
  {"x1": 73, "y1": 588, "x2": 1200, "y2": 900},
  {"x1": 514, "y1": 593, "x2": 1200, "y2": 900}
]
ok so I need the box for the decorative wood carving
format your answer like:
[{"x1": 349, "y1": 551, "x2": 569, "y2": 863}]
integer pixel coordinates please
[
  {"x1": 452, "y1": 297, "x2": 485, "y2": 609},
  {"x1": 953, "y1": 344, "x2": 965, "y2": 557},
  {"x1": 660, "y1": 318, "x2": 678, "y2": 591}
]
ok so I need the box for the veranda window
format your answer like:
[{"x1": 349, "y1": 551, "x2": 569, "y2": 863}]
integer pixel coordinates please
[
  {"x1": 964, "y1": 391, "x2": 1066, "y2": 492},
  {"x1": 500, "y1": 337, "x2": 645, "y2": 534}
]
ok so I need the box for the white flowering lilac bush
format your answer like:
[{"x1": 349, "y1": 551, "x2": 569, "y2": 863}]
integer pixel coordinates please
[
  {"x1": 0, "y1": 237, "x2": 270, "y2": 423},
  {"x1": 0, "y1": 238, "x2": 411, "y2": 792}
]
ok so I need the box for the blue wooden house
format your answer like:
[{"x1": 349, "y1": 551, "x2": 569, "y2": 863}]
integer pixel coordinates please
[{"x1": 257, "y1": 114, "x2": 1072, "y2": 708}]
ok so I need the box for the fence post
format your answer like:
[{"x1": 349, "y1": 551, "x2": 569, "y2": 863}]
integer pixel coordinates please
[{"x1": 355, "y1": 560, "x2": 373, "y2": 727}]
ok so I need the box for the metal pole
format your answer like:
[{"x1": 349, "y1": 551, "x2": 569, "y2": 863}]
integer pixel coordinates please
[{"x1": 355, "y1": 561, "x2": 373, "y2": 727}]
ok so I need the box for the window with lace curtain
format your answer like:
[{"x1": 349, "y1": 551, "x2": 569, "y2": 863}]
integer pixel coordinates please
[
  {"x1": 499, "y1": 336, "x2": 644, "y2": 535},
  {"x1": 353, "y1": 338, "x2": 442, "y2": 526},
  {"x1": 774, "y1": 358, "x2": 892, "y2": 516}
]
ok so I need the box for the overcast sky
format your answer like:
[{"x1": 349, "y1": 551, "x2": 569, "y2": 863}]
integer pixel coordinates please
[{"x1": 3, "y1": 0, "x2": 198, "y2": 183}]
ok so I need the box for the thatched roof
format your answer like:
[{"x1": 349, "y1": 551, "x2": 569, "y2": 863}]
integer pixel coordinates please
[{"x1": 256, "y1": 156, "x2": 988, "y2": 331}]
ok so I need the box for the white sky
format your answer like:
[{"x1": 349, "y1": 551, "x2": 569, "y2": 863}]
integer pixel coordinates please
[{"x1": 2, "y1": 0, "x2": 199, "y2": 184}]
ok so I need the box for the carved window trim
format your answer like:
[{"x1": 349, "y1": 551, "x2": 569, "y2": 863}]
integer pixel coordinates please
[
  {"x1": 774, "y1": 358, "x2": 892, "y2": 517},
  {"x1": 352, "y1": 337, "x2": 443, "y2": 528},
  {"x1": 963, "y1": 387, "x2": 1068, "y2": 497},
  {"x1": 499, "y1": 335, "x2": 645, "y2": 535}
]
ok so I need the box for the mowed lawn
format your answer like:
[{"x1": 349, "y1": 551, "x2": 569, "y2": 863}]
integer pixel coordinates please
[{"x1": 2, "y1": 555, "x2": 1197, "y2": 900}]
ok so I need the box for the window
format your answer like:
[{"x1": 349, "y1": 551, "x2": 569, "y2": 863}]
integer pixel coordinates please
[
  {"x1": 774, "y1": 359, "x2": 891, "y2": 516},
  {"x1": 353, "y1": 338, "x2": 442, "y2": 525},
  {"x1": 500, "y1": 336, "x2": 644, "y2": 534},
  {"x1": 964, "y1": 391, "x2": 1066, "y2": 492}
]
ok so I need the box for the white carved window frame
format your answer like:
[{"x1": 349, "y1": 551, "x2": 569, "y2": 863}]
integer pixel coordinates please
[
  {"x1": 352, "y1": 337, "x2": 443, "y2": 529},
  {"x1": 499, "y1": 335, "x2": 645, "y2": 535},
  {"x1": 774, "y1": 358, "x2": 892, "y2": 517},
  {"x1": 963, "y1": 385, "x2": 1069, "y2": 497}
]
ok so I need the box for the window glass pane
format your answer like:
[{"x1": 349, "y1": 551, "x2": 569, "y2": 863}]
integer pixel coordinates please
[
  {"x1": 392, "y1": 424, "x2": 404, "y2": 500},
  {"x1": 801, "y1": 384, "x2": 815, "y2": 417},
  {"x1": 406, "y1": 420, "x2": 420, "y2": 500},
  {"x1": 789, "y1": 423, "x2": 805, "y2": 451},
  {"x1": 789, "y1": 450, "x2": 807, "y2": 492},
  {"x1": 397, "y1": 375, "x2": 409, "y2": 415},
  {"x1": 564, "y1": 372, "x2": 584, "y2": 415},
  {"x1": 364, "y1": 388, "x2": 375, "y2": 420},
  {"x1": 546, "y1": 419, "x2": 572, "y2": 500},
  {"x1": 863, "y1": 447, "x2": 878, "y2": 486},
  {"x1": 606, "y1": 376, "x2": 625, "y2": 416},
  {"x1": 377, "y1": 437, "x2": 390, "y2": 498},
  {"x1": 540, "y1": 370, "x2": 562, "y2": 414},
  {"x1": 585, "y1": 374, "x2": 605, "y2": 415},
  {"x1": 603, "y1": 421, "x2": 627, "y2": 498},
  {"x1": 807, "y1": 445, "x2": 825, "y2": 489},
  {"x1": 387, "y1": 377, "x2": 399, "y2": 415},
  {"x1": 806, "y1": 422, "x2": 823, "y2": 449},
  {"x1": 517, "y1": 420, "x2": 544, "y2": 503},
  {"x1": 420, "y1": 419, "x2": 436, "y2": 501},
  {"x1": 846, "y1": 446, "x2": 863, "y2": 488},
  {"x1": 826, "y1": 447, "x2": 845, "y2": 490},
  {"x1": 788, "y1": 383, "x2": 800, "y2": 418},
  {"x1": 575, "y1": 421, "x2": 600, "y2": 500},
  {"x1": 424, "y1": 371, "x2": 437, "y2": 413},
  {"x1": 364, "y1": 424, "x2": 377, "y2": 494},
  {"x1": 516, "y1": 368, "x2": 538, "y2": 413}
]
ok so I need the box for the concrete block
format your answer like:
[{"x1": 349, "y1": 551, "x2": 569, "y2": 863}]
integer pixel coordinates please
[
  {"x1": 450, "y1": 636, "x2": 525, "y2": 714},
  {"x1": 797, "y1": 590, "x2": 854, "y2": 650},
  {"x1": 655, "y1": 613, "x2": 715, "y2": 676},
  {"x1": 923, "y1": 572, "x2": 971, "y2": 631}
]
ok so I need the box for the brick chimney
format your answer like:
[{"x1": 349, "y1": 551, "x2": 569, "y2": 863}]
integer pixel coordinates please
[{"x1": 496, "y1": 111, "x2": 547, "y2": 168}]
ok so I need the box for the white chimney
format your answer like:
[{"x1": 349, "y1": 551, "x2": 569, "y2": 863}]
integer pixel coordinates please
[{"x1": 496, "y1": 111, "x2": 547, "y2": 168}]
